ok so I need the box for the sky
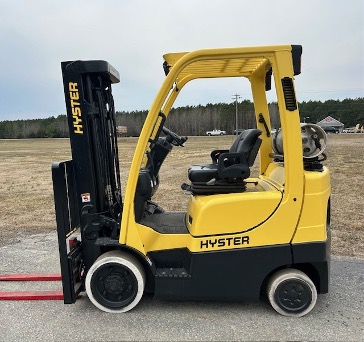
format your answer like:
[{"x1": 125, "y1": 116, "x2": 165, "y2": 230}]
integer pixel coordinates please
[{"x1": 0, "y1": 0, "x2": 363, "y2": 121}]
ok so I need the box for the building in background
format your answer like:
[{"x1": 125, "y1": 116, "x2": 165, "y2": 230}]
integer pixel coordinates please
[
  {"x1": 116, "y1": 126, "x2": 127, "y2": 137},
  {"x1": 316, "y1": 116, "x2": 344, "y2": 133}
]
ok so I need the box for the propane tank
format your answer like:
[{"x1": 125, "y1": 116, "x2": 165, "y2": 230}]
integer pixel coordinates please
[{"x1": 272, "y1": 123, "x2": 327, "y2": 159}]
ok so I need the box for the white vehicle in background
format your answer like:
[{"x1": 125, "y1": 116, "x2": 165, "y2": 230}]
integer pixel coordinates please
[{"x1": 206, "y1": 129, "x2": 226, "y2": 136}]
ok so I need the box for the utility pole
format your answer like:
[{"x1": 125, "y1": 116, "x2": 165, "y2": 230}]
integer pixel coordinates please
[{"x1": 232, "y1": 93, "x2": 241, "y2": 135}]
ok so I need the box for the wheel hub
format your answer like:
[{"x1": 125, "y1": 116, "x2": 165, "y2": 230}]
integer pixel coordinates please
[
  {"x1": 283, "y1": 284, "x2": 303, "y2": 306},
  {"x1": 104, "y1": 274, "x2": 125, "y2": 294},
  {"x1": 275, "y1": 279, "x2": 312, "y2": 313},
  {"x1": 91, "y1": 263, "x2": 138, "y2": 309}
]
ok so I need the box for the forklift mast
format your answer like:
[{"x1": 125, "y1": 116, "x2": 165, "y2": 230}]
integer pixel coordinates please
[{"x1": 52, "y1": 61, "x2": 122, "y2": 303}]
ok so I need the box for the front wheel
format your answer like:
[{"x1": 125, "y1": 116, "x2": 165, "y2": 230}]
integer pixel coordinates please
[
  {"x1": 267, "y1": 268, "x2": 317, "y2": 317},
  {"x1": 85, "y1": 250, "x2": 145, "y2": 313}
]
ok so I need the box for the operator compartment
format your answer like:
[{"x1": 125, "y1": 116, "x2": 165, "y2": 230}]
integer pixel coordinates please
[{"x1": 187, "y1": 177, "x2": 282, "y2": 237}]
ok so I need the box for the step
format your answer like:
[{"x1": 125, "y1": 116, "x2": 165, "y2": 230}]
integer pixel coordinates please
[{"x1": 155, "y1": 268, "x2": 191, "y2": 278}]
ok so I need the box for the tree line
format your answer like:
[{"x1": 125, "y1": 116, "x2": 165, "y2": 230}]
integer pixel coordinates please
[{"x1": 0, "y1": 98, "x2": 363, "y2": 139}]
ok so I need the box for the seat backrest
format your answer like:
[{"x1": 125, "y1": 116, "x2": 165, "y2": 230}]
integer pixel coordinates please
[{"x1": 229, "y1": 129, "x2": 262, "y2": 166}]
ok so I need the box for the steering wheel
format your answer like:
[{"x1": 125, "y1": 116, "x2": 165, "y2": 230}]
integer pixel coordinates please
[{"x1": 162, "y1": 126, "x2": 188, "y2": 147}]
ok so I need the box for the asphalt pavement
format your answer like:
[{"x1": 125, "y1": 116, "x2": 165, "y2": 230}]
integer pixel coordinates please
[{"x1": 0, "y1": 231, "x2": 363, "y2": 341}]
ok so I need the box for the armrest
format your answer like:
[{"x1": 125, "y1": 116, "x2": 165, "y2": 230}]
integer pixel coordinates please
[
  {"x1": 210, "y1": 149, "x2": 229, "y2": 163},
  {"x1": 217, "y1": 152, "x2": 250, "y2": 179}
]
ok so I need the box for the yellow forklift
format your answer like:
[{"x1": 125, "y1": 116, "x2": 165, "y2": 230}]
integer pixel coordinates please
[{"x1": 53, "y1": 45, "x2": 330, "y2": 317}]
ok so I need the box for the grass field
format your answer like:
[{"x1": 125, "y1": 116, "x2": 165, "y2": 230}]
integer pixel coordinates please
[{"x1": 0, "y1": 134, "x2": 363, "y2": 258}]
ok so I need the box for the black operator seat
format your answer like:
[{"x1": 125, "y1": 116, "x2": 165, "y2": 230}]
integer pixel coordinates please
[{"x1": 186, "y1": 129, "x2": 262, "y2": 194}]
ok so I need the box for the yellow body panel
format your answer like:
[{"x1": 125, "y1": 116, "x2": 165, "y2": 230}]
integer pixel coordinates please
[
  {"x1": 292, "y1": 167, "x2": 331, "y2": 243},
  {"x1": 136, "y1": 223, "x2": 190, "y2": 251},
  {"x1": 263, "y1": 163, "x2": 285, "y2": 188},
  {"x1": 134, "y1": 165, "x2": 328, "y2": 254},
  {"x1": 133, "y1": 167, "x2": 330, "y2": 253},
  {"x1": 187, "y1": 180, "x2": 282, "y2": 236}
]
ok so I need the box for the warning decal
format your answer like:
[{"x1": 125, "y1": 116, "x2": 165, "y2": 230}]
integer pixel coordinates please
[{"x1": 81, "y1": 193, "x2": 91, "y2": 203}]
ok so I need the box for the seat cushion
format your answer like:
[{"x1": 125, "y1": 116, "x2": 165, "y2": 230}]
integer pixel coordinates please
[{"x1": 188, "y1": 164, "x2": 218, "y2": 183}]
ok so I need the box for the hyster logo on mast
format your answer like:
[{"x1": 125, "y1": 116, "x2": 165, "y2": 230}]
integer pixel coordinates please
[{"x1": 68, "y1": 82, "x2": 83, "y2": 134}]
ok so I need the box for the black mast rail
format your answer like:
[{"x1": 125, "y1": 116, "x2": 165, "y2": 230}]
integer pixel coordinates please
[{"x1": 52, "y1": 60, "x2": 122, "y2": 304}]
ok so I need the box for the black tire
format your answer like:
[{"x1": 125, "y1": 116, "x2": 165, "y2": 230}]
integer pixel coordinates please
[
  {"x1": 267, "y1": 268, "x2": 317, "y2": 317},
  {"x1": 85, "y1": 251, "x2": 145, "y2": 313}
]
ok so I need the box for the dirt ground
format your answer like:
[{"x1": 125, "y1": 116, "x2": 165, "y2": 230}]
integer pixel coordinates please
[{"x1": 0, "y1": 134, "x2": 363, "y2": 257}]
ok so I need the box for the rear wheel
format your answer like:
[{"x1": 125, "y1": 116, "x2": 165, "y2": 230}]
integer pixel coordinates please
[
  {"x1": 85, "y1": 250, "x2": 145, "y2": 313},
  {"x1": 267, "y1": 268, "x2": 317, "y2": 317}
]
